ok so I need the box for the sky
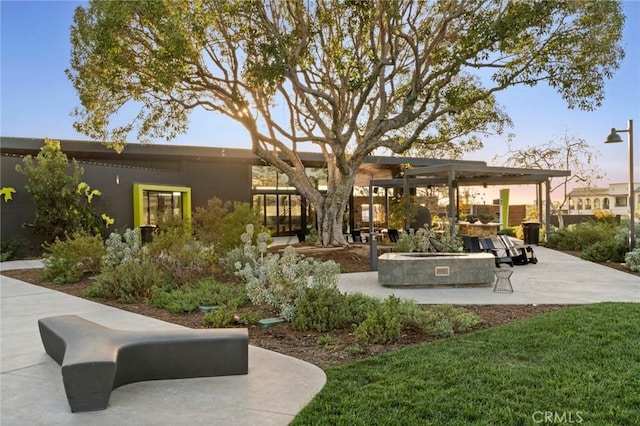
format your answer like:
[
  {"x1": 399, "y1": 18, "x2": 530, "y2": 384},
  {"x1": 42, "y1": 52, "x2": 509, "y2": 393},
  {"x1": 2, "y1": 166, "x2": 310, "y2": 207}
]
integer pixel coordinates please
[{"x1": 1, "y1": 0, "x2": 639, "y2": 205}]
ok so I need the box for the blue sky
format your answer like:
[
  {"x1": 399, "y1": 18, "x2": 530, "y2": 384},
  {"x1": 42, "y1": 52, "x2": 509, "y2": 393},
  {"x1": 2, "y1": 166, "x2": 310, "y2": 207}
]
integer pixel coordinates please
[{"x1": 1, "y1": 1, "x2": 639, "y2": 204}]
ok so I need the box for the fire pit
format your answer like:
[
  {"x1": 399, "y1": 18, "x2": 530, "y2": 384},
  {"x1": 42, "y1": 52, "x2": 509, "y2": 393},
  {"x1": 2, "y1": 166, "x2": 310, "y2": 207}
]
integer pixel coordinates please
[{"x1": 378, "y1": 252, "x2": 495, "y2": 288}]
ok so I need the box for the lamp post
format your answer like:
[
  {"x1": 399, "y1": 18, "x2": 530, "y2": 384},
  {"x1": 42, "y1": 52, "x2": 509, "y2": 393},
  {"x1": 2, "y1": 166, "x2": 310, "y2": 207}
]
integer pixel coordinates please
[{"x1": 605, "y1": 119, "x2": 635, "y2": 252}]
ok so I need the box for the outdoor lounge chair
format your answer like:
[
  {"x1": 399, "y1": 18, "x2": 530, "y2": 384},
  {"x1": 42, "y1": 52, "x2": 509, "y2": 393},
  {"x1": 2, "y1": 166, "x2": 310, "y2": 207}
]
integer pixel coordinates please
[
  {"x1": 498, "y1": 235, "x2": 537, "y2": 265},
  {"x1": 462, "y1": 235, "x2": 483, "y2": 253},
  {"x1": 479, "y1": 237, "x2": 514, "y2": 268}
]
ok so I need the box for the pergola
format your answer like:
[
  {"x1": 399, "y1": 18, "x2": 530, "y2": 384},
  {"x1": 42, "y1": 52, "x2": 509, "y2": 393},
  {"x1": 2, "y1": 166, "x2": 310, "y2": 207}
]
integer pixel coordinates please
[{"x1": 368, "y1": 162, "x2": 571, "y2": 238}]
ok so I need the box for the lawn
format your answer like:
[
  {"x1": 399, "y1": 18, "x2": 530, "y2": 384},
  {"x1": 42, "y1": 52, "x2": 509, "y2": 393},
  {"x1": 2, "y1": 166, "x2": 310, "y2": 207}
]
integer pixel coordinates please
[{"x1": 292, "y1": 303, "x2": 640, "y2": 425}]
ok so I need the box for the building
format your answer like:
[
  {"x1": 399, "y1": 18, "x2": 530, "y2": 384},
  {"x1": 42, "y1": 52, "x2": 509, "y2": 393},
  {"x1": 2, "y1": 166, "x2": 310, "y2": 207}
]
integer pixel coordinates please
[
  {"x1": 0, "y1": 137, "x2": 476, "y2": 244},
  {"x1": 1, "y1": 136, "x2": 569, "y2": 249},
  {"x1": 567, "y1": 183, "x2": 640, "y2": 216}
]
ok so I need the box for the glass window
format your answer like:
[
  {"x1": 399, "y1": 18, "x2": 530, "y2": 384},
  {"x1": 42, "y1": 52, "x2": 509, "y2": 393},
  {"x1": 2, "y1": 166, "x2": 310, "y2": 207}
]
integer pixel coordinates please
[
  {"x1": 593, "y1": 198, "x2": 600, "y2": 209},
  {"x1": 143, "y1": 190, "x2": 183, "y2": 225},
  {"x1": 603, "y1": 198, "x2": 610, "y2": 209},
  {"x1": 585, "y1": 198, "x2": 591, "y2": 209},
  {"x1": 252, "y1": 165, "x2": 296, "y2": 190},
  {"x1": 577, "y1": 199, "x2": 583, "y2": 209},
  {"x1": 133, "y1": 184, "x2": 191, "y2": 228},
  {"x1": 615, "y1": 196, "x2": 627, "y2": 207}
]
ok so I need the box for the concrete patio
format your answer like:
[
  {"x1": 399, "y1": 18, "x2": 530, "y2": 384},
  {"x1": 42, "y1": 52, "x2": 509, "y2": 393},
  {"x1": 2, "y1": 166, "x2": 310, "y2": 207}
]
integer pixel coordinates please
[{"x1": 338, "y1": 245, "x2": 640, "y2": 304}]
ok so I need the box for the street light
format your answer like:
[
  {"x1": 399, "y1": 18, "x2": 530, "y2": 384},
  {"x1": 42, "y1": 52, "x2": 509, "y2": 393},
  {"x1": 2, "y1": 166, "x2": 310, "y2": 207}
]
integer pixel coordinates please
[{"x1": 605, "y1": 119, "x2": 635, "y2": 252}]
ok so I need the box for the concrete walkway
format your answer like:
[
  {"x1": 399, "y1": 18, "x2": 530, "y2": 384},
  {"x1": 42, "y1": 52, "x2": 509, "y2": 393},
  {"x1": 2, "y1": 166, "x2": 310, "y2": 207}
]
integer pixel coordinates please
[
  {"x1": 0, "y1": 260, "x2": 326, "y2": 426},
  {"x1": 1, "y1": 247, "x2": 638, "y2": 424}
]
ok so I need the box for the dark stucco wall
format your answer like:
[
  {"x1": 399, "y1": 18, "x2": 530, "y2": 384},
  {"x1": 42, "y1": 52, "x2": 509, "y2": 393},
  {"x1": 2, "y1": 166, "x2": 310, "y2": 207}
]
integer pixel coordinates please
[{"x1": 1, "y1": 153, "x2": 252, "y2": 254}]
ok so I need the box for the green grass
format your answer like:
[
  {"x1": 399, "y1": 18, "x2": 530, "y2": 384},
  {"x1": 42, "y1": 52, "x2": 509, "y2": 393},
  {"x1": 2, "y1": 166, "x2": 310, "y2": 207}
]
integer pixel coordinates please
[{"x1": 292, "y1": 303, "x2": 640, "y2": 425}]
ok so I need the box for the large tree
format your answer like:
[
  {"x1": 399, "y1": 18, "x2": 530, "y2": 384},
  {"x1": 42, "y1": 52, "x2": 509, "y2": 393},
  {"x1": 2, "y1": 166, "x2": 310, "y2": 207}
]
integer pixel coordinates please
[{"x1": 68, "y1": 0, "x2": 624, "y2": 245}]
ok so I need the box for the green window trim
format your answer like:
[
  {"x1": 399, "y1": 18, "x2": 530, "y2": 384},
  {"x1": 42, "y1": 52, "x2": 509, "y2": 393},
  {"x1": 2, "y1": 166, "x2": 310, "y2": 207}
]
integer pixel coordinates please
[{"x1": 133, "y1": 183, "x2": 191, "y2": 228}]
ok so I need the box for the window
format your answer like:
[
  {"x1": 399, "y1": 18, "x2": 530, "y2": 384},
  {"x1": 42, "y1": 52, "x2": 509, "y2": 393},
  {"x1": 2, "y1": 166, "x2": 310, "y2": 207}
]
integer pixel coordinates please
[
  {"x1": 593, "y1": 198, "x2": 600, "y2": 209},
  {"x1": 585, "y1": 198, "x2": 591, "y2": 209},
  {"x1": 603, "y1": 198, "x2": 610, "y2": 209},
  {"x1": 577, "y1": 198, "x2": 583, "y2": 209},
  {"x1": 615, "y1": 196, "x2": 627, "y2": 207},
  {"x1": 133, "y1": 184, "x2": 191, "y2": 227},
  {"x1": 252, "y1": 166, "x2": 296, "y2": 190}
]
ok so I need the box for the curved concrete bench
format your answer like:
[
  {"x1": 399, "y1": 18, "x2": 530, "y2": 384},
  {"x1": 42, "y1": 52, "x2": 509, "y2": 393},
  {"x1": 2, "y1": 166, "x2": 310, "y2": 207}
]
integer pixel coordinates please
[{"x1": 38, "y1": 315, "x2": 248, "y2": 412}]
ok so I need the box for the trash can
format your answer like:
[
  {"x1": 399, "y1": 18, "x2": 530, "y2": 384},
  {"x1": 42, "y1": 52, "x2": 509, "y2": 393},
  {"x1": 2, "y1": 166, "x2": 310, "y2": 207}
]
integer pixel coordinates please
[
  {"x1": 140, "y1": 225, "x2": 156, "y2": 244},
  {"x1": 521, "y1": 222, "x2": 540, "y2": 245}
]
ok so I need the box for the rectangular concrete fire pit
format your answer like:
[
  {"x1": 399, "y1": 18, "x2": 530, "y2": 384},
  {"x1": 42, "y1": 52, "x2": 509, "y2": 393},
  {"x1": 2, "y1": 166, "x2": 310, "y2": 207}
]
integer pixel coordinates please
[{"x1": 378, "y1": 252, "x2": 496, "y2": 288}]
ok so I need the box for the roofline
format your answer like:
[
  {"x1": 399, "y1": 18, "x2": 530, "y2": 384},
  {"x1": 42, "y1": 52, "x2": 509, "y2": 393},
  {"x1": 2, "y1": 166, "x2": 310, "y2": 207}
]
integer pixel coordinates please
[{"x1": 0, "y1": 136, "x2": 486, "y2": 168}]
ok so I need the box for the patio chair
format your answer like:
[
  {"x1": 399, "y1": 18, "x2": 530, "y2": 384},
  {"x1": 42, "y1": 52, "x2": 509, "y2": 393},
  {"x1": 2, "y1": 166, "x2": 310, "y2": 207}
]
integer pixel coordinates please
[
  {"x1": 388, "y1": 228, "x2": 400, "y2": 243},
  {"x1": 479, "y1": 237, "x2": 514, "y2": 268},
  {"x1": 498, "y1": 235, "x2": 537, "y2": 265},
  {"x1": 462, "y1": 235, "x2": 483, "y2": 253}
]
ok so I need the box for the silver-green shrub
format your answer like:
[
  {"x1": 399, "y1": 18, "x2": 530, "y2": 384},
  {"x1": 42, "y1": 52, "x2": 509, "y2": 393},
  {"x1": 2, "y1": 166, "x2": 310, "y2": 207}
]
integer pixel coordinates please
[
  {"x1": 102, "y1": 228, "x2": 145, "y2": 270},
  {"x1": 395, "y1": 226, "x2": 461, "y2": 253},
  {"x1": 234, "y1": 224, "x2": 340, "y2": 321},
  {"x1": 625, "y1": 248, "x2": 640, "y2": 272},
  {"x1": 89, "y1": 228, "x2": 167, "y2": 302}
]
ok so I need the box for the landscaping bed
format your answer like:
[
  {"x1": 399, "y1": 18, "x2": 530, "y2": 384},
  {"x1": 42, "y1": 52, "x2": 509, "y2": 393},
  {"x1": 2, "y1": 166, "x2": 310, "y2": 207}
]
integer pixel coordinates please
[{"x1": 3, "y1": 242, "x2": 569, "y2": 369}]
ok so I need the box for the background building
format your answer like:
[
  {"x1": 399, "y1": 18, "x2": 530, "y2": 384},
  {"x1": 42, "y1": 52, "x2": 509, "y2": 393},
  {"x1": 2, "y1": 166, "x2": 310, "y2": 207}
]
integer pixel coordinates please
[{"x1": 567, "y1": 183, "x2": 640, "y2": 216}]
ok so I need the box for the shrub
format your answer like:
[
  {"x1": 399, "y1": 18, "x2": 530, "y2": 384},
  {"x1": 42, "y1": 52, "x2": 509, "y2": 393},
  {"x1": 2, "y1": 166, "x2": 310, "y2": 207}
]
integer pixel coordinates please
[
  {"x1": 497, "y1": 227, "x2": 516, "y2": 237},
  {"x1": 0, "y1": 237, "x2": 30, "y2": 261},
  {"x1": 624, "y1": 249, "x2": 640, "y2": 272},
  {"x1": 235, "y1": 310, "x2": 261, "y2": 325},
  {"x1": 546, "y1": 220, "x2": 620, "y2": 251},
  {"x1": 219, "y1": 202, "x2": 269, "y2": 254},
  {"x1": 192, "y1": 197, "x2": 231, "y2": 246},
  {"x1": 41, "y1": 233, "x2": 105, "y2": 284},
  {"x1": 345, "y1": 292, "x2": 382, "y2": 324},
  {"x1": 86, "y1": 259, "x2": 170, "y2": 303},
  {"x1": 410, "y1": 305, "x2": 482, "y2": 337},
  {"x1": 354, "y1": 300, "x2": 482, "y2": 344},
  {"x1": 222, "y1": 245, "x2": 254, "y2": 274},
  {"x1": 235, "y1": 225, "x2": 340, "y2": 321},
  {"x1": 146, "y1": 226, "x2": 218, "y2": 286},
  {"x1": 202, "y1": 306, "x2": 236, "y2": 327},
  {"x1": 581, "y1": 240, "x2": 626, "y2": 263},
  {"x1": 15, "y1": 138, "x2": 108, "y2": 241},
  {"x1": 355, "y1": 296, "x2": 404, "y2": 344},
  {"x1": 102, "y1": 228, "x2": 145, "y2": 270},
  {"x1": 317, "y1": 335, "x2": 337, "y2": 350},
  {"x1": 292, "y1": 286, "x2": 351, "y2": 332},
  {"x1": 149, "y1": 278, "x2": 247, "y2": 313},
  {"x1": 395, "y1": 226, "x2": 461, "y2": 253},
  {"x1": 193, "y1": 198, "x2": 269, "y2": 255}
]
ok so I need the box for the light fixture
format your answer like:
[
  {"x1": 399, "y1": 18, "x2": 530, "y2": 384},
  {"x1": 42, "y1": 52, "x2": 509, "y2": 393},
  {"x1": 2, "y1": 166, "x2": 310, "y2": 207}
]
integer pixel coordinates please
[{"x1": 604, "y1": 119, "x2": 635, "y2": 252}]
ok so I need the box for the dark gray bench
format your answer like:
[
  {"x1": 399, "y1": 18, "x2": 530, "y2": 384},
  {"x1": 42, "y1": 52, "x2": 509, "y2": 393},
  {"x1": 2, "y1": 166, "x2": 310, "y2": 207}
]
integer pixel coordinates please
[{"x1": 38, "y1": 315, "x2": 248, "y2": 412}]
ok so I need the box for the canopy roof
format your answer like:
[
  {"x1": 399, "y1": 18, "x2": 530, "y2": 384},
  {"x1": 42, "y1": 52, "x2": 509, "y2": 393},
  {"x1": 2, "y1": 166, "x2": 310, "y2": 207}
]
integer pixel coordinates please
[{"x1": 371, "y1": 163, "x2": 570, "y2": 188}]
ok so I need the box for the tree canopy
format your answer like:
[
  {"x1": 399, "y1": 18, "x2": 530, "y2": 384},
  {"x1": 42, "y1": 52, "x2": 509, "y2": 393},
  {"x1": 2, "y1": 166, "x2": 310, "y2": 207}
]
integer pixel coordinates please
[
  {"x1": 68, "y1": 0, "x2": 625, "y2": 245},
  {"x1": 15, "y1": 139, "x2": 109, "y2": 241}
]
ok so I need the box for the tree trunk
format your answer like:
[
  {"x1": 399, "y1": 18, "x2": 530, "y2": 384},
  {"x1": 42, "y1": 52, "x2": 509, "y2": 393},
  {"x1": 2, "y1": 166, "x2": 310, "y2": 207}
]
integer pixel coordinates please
[{"x1": 313, "y1": 176, "x2": 354, "y2": 246}]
